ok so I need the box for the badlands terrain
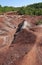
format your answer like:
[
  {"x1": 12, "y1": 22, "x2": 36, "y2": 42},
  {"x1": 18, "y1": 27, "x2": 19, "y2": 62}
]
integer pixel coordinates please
[{"x1": 0, "y1": 13, "x2": 42, "y2": 65}]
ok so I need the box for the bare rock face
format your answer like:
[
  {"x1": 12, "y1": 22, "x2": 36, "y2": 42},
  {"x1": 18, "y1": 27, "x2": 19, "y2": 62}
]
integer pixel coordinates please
[
  {"x1": 0, "y1": 16, "x2": 17, "y2": 51},
  {"x1": 14, "y1": 29, "x2": 36, "y2": 44},
  {"x1": 0, "y1": 14, "x2": 42, "y2": 65},
  {"x1": 0, "y1": 28, "x2": 37, "y2": 65},
  {"x1": 21, "y1": 20, "x2": 32, "y2": 29},
  {"x1": 36, "y1": 34, "x2": 42, "y2": 65},
  {"x1": 30, "y1": 26, "x2": 42, "y2": 33},
  {"x1": 0, "y1": 34, "x2": 13, "y2": 51},
  {"x1": 13, "y1": 32, "x2": 42, "y2": 65},
  {"x1": 0, "y1": 28, "x2": 14, "y2": 51}
]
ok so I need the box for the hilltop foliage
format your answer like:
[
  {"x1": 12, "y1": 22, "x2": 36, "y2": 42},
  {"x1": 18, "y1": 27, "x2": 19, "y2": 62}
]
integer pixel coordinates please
[{"x1": 0, "y1": 2, "x2": 42, "y2": 15}]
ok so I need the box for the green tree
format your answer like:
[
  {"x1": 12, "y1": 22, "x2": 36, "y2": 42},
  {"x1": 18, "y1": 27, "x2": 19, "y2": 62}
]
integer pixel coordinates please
[{"x1": 18, "y1": 7, "x2": 25, "y2": 15}]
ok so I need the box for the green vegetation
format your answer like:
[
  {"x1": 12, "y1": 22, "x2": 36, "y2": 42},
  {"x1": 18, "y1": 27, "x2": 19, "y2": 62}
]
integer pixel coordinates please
[{"x1": 0, "y1": 2, "x2": 42, "y2": 15}]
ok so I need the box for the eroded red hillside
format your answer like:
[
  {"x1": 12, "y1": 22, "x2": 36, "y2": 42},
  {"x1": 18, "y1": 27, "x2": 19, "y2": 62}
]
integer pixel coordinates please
[{"x1": 0, "y1": 14, "x2": 42, "y2": 65}]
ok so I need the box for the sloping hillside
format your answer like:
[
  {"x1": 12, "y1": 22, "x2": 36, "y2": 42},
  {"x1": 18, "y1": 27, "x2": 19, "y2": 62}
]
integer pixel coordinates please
[{"x1": 0, "y1": 14, "x2": 42, "y2": 65}]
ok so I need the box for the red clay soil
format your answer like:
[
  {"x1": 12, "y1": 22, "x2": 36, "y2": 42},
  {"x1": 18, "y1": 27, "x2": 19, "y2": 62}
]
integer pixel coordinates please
[
  {"x1": 0, "y1": 14, "x2": 42, "y2": 65},
  {"x1": 0, "y1": 16, "x2": 4, "y2": 22},
  {"x1": 0, "y1": 29, "x2": 37, "y2": 65}
]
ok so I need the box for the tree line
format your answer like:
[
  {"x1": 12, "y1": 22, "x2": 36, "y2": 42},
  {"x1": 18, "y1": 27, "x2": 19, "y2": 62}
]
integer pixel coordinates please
[{"x1": 0, "y1": 2, "x2": 42, "y2": 15}]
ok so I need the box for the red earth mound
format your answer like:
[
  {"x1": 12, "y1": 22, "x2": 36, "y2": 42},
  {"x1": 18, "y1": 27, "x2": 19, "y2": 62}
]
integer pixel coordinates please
[{"x1": 0, "y1": 14, "x2": 42, "y2": 65}]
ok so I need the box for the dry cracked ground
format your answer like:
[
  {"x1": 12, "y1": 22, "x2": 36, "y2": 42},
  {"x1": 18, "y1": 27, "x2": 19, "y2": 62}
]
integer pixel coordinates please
[{"x1": 0, "y1": 13, "x2": 42, "y2": 65}]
